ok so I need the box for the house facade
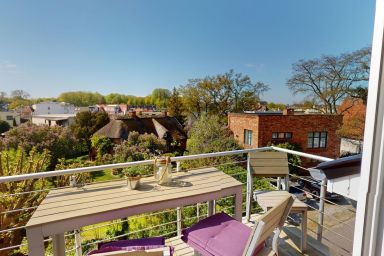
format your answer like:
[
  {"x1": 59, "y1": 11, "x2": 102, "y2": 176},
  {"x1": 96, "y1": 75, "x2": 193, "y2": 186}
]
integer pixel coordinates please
[
  {"x1": 0, "y1": 111, "x2": 21, "y2": 127},
  {"x1": 32, "y1": 102, "x2": 75, "y2": 115},
  {"x1": 228, "y1": 109, "x2": 343, "y2": 160},
  {"x1": 31, "y1": 114, "x2": 76, "y2": 127}
]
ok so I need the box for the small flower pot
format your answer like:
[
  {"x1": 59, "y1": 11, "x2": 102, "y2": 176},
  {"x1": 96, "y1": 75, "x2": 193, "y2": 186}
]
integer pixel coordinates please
[{"x1": 126, "y1": 176, "x2": 141, "y2": 190}]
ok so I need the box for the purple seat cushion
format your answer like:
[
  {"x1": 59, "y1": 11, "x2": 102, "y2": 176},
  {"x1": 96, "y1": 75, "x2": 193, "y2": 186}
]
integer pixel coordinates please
[
  {"x1": 99, "y1": 237, "x2": 165, "y2": 249},
  {"x1": 87, "y1": 237, "x2": 166, "y2": 255},
  {"x1": 182, "y1": 212, "x2": 253, "y2": 256}
]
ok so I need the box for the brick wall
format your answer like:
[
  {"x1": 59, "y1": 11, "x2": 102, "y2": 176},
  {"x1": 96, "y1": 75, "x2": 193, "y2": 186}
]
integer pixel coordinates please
[
  {"x1": 228, "y1": 113, "x2": 259, "y2": 148},
  {"x1": 228, "y1": 113, "x2": 343, "y2": 159}
]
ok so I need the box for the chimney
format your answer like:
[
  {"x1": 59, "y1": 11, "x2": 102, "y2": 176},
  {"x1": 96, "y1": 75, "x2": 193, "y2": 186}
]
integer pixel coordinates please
[
  {"x1": 128, "y1": 111, "x2": 136, "y2": 118},
  {"x1": 283, "y1": 108, "x2": 295, "y2": 115}
]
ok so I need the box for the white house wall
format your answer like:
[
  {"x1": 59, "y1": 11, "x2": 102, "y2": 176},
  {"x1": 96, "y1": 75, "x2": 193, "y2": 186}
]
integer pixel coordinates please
[
  {"x1": 327, "y1": 174, "x2": 360, "y2": 201},
  {"x1": 32, "y1": 102, "x2": 75, "y2": 115}
]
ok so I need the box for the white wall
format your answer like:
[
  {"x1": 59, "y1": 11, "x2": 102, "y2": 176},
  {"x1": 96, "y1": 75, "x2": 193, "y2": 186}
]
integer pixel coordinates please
[
  {"x1": 32, "y1": 102, "x2": 75, "y2": 115},
  {"x1": 327, "y1": 174, "x2": 360, "y2": 201},
  {"x1": 0, "y1": 112, "x2": 21, "y2": 127},
  {"x1": 340, "y1": 138, "x2": 363, "y2": 155}
]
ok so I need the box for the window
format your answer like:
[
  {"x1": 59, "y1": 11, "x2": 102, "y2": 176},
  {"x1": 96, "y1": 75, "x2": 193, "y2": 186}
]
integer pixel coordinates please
[
  {"x1": 244, "y1": 129, "x2": 252, "y2": 145},
  {"x1": 272, "y1": 132, "x2": 292, "y2": 139},
  {"x1": 307, "y1": 132, "x2": 327, "y2": 148},
  {"x1": 6, "y1": 115, "x2": 13, "y2": 120}
]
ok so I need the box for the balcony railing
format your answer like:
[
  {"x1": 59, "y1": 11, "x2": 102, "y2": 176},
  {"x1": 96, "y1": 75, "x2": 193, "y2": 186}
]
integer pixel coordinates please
[{"x1": 0, "y1": 146, "x2": 356, "y2": 256}]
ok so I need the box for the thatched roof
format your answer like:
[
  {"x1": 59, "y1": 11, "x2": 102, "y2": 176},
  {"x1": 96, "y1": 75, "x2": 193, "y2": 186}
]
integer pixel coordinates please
[
  {"x1": 94, "y1": 116, "x2": 186, "y2": 141},
  {"x1": 94, "y1": 119, "x2": 128, "y2": 139}
]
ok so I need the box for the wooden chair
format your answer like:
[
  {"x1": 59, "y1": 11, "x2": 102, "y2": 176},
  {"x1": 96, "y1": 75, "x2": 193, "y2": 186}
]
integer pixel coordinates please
[
  {"x1": 181, "y1": 195, "x2": 295, "y2": 256},
  {"x1": 246, "y1": 152, "x2": 290, "y2": 222}
]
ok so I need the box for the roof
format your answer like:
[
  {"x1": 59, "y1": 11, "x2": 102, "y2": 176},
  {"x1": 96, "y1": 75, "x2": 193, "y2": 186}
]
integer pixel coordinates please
[
  {"x1": 315, "y1": 154, "x2": 362, "y2": 179},
  {"x1": 95, "y1": 119, "x2": 128, "y2": 139},
  {"x1": 95, "y1": 116, "x2": 187, "y2": 141}
]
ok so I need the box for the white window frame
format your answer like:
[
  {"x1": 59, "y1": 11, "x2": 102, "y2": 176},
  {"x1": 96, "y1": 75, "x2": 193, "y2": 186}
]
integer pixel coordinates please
[
  {"x1": 244, "y1": 129, "x2": 252, "y2": 145},
  {"x1": 353, "y1": 1, "x2": 384, "y2": 255}
]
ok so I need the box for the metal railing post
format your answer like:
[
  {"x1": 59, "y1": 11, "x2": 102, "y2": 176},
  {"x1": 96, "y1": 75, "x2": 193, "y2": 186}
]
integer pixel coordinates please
[
  {"x1": 176, "y1": 207, "x2": 182, "y2": 237},
  {"x1": 317, "y1": 177, "x2": 327, "y2": 241},
  {"x1": 70, "y1": 176, "x2": 83, "y2": 256},
  {"x1": 176, "y1": 161, "x2": 181, "y2": 172},
  {"x1": 207, "y1": 201, "x2": 214, "y2": 216},
  {"x1": 246, "y1": 153, "x2": 253, "y2": 222},
  {"x1": 285, "y1": 174, "x2": 289, "y2": 191},
  {"x1": 74, "y1": 229, "x2": 82, "y2": 256}
]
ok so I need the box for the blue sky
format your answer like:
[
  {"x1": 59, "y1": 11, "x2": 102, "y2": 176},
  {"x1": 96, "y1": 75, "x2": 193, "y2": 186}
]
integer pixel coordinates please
[{"x1": 0, "y1": 0, "x2": 375, "y2": 103}]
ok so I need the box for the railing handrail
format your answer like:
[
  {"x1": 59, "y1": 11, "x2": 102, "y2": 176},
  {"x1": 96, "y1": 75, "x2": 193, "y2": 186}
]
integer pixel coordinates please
[
  {"x1": 0, "y1": 146, "x2": 333, "y2": 184},
  {"x1": 0, "y1": 147, "x2": 271, "y2": 183},
  {"x1": 271, "y1": 146, "x2": 334, "y2": 162}
]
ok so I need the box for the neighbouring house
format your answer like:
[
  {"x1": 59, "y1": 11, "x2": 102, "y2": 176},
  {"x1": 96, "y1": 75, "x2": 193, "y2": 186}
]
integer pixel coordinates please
[
  {"x1": 228, "y1": 109, "x2": 343, "y2": 160},
  {"x1": 19, "y1": 106, "x2": 33, "y2": 122},
  {"x1": 94, "y1": 111, "x2": 187, "y2": 151},
  {"x1": 95, "y1": 104, "x2": 129, "y2": 115},
  {"x1": 0, "y1": 111, "x2": 21, "y2": 127},
  {"x1": 31, "y1": 114, "x2": 76, "y2": 127},
  {"x1": 74, "y1": 106, "x2": 91, "y2": 113},
  {"x1": 32, "y1": 102, "x2": 75, "y2": 115}
]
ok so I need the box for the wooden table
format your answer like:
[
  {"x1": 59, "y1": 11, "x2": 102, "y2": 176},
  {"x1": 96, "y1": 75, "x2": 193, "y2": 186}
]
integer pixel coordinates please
[
  {"x1": 26, "y1": 168, "x2": 243, "y2": 256},
  {"x1": 254, "y1": 190, "x2": 308, "y2": 252}
]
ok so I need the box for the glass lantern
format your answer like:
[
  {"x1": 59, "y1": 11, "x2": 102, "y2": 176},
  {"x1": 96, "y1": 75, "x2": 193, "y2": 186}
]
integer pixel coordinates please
[{"x1": 154, "y1": 157, "x2": 172, "y2": 185}]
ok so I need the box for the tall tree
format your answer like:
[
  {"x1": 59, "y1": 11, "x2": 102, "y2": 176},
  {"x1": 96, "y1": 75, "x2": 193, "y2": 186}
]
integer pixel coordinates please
[
  {"x1": 287, "y1": 46, "x2": 371, "y2": 114},
  {"x1": 10, "y1": 90, "x2": 30, "y2": 99},
  {"x1": 167, "y1": 87, "x2": 184, "y2": 122},
  {"x1": 58, "y1": 91, "x2": 105, "y2": 106},
  {"x1": 179, "y1": 70, "x2": 269, "y2": 117},
  {"x1": 70, "y1": 111, "x2": 110, "y2": 150}
]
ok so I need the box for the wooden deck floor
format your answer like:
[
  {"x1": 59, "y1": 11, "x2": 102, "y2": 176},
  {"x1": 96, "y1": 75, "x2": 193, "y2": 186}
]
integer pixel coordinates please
[{"x1": 166, "y1": 214, "x2": 330, "y2": 256}]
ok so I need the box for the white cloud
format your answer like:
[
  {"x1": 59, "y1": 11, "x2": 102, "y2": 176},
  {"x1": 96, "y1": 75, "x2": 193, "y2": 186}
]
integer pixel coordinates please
[
  {"x1": 0, "y1": 61, "x2": 18, "y2": 73},
  {"x1": 244, "y1": 63, "x2": 265, "y2": 72}
]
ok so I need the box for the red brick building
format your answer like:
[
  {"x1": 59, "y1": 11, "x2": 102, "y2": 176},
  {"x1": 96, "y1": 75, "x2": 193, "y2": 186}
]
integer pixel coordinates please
[{"x1": 228, "y1": 109, "x2": 343, "y2": 159}]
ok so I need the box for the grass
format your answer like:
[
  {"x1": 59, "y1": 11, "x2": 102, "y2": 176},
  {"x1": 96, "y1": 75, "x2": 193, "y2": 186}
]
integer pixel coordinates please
[{"x1": 91, "y1": 170, "x2": 121, "y2": 182}]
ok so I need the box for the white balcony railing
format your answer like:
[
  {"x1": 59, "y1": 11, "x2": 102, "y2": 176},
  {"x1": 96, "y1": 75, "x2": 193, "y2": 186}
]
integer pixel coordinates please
[{"x1": 0, "y1": 146, "x2": 356, "y2": 256}]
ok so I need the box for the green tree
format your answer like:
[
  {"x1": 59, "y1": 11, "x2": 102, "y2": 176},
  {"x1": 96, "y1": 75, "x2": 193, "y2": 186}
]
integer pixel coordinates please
[
  {"x1": 0, "y1": 120, "x2": 10, "y2": 133},
  {"x1": 267, "y1": 142, "x2": 302, "y2": 174},
  {"x1": 185, "y1": 115, "x2": 240, "y2": 168},
  {"x1": 287, "y1": 47, "x2": 371, "y2": 114},
  {"x1": 0, "y1": 148, "x2": 50, "y2": 256},
  {"x1": 151, "y1": 88, "x2": 171, "y2": 108},
  {"x1": 179, "y1": 70, "x2": 269, "y2": 117},
  {"x1": 58, "y1": 91, "x2": 105, "y2": 106},
  {"x1": 114, "y1": 132, "x2": 166, "y2": 164},
  {"x1": 91, "y1": 135, "x2": 114, "y2": 161},
  {"x1": 1, "y1": 123, "x2": 81, "y2": 168},
  {"x1": 167, "y1": 87, "x2": 184, "y2": 122},
  {"x1": 70, "y1": 111, "x2": 110, "y2": 150},
  {"x1": 8, "y1": 98, "x2": 31, "y2": 110},
  {"x1": 267, "y1": 102, "x2": 286, "y2": 111}
]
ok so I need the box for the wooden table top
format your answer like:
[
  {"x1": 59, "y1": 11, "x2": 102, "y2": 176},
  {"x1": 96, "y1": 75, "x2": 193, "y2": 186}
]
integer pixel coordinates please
[
  {"x1": 26, "y1": 167, "x2": 242, "y2": 227},
  {"x1": 254, "y1": 190, "x2": 308, "y2": 211}
]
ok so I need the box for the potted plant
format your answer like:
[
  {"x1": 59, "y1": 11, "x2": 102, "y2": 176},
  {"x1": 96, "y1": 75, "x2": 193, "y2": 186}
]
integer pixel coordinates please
[{"x1": 124, "y1": 166, "x2": 142, "y2": 190}]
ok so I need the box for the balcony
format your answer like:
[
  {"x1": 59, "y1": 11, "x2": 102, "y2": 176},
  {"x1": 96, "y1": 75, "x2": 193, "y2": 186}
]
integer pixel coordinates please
[{"x1": 0, "y1": 147, "x2": 356, "y2": 256}]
